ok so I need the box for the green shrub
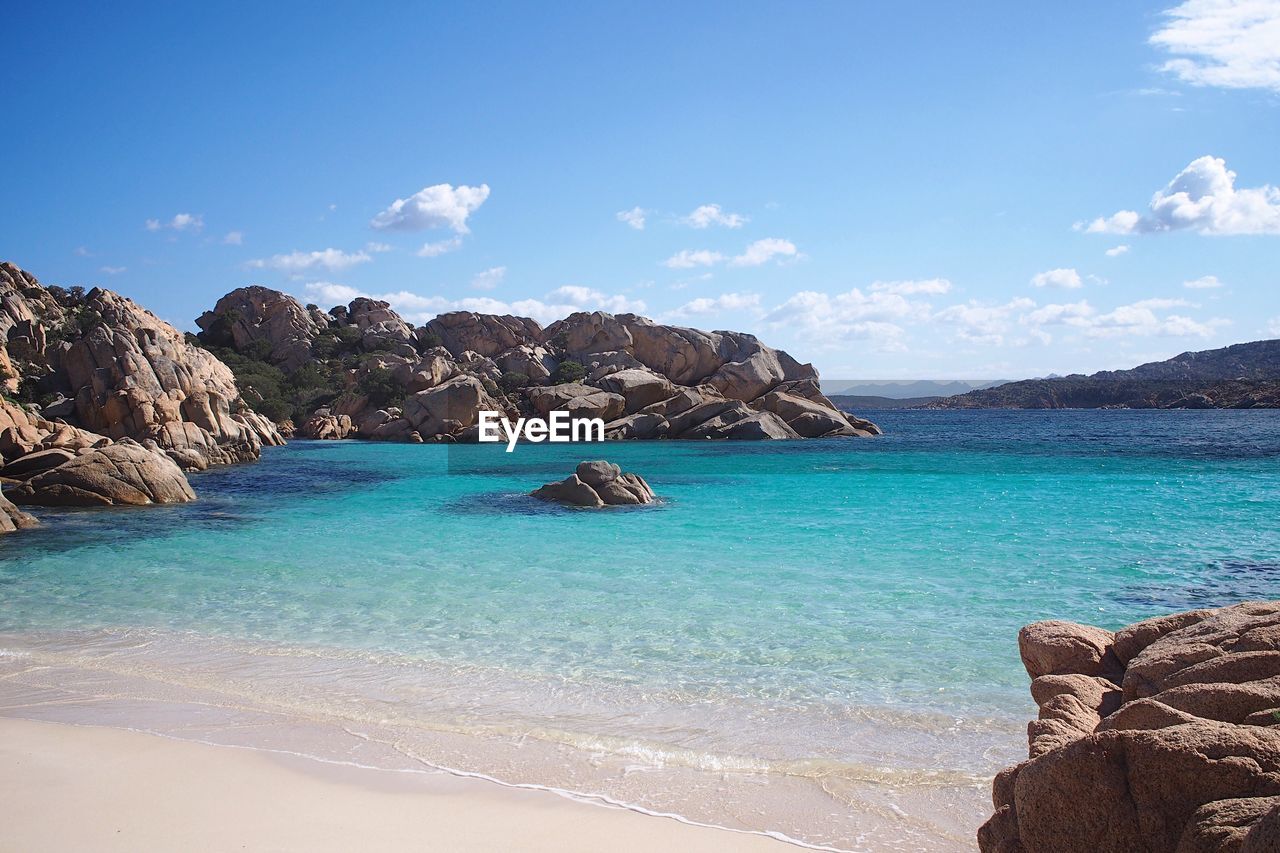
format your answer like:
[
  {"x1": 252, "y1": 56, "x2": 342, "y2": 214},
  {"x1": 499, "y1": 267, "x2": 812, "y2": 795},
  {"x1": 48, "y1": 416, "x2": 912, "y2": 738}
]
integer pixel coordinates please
[
  {"x1": 498, "y1": 371, "x2": 530, "y2": 393},
  {"x1": 551, "y1": 360, "x2": 585, "y2": 384},
  {"x1": 356, "y1": 367, "x2": 401, "y2": 408}
]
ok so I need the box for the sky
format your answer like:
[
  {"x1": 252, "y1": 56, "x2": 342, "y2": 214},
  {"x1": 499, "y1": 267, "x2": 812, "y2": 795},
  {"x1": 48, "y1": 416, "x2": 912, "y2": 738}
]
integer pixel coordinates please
[{"x1": 2, "y1": 1, "x2": 1278, "y2": 380}]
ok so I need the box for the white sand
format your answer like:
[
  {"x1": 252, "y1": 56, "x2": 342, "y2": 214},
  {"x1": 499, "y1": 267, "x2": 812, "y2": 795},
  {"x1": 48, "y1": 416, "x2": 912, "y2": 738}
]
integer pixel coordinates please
[{"x1": 0, "y1": 717, "x2": 795, "y2": 853}]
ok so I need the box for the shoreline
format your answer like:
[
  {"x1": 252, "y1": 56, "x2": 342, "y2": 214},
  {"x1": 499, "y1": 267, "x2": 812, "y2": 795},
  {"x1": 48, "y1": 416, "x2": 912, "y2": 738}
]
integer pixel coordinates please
[
  {"x1": 0, "y1": 716, "x2": 797, "y2": 853},
  {"x1": 0, "y1": 626, "x2": 1004, "y2": 852}
]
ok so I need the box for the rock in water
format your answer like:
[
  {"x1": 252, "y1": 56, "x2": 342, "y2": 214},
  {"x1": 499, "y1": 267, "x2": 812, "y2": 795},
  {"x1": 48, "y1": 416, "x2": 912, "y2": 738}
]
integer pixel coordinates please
[
  {"x1": 6, "y1": 440, "x2": 196, "y2": 506},
  {"x1": 979, "y1": 600, "x2": 1280, "y2": 853},
  {"x1": 531, "y1": 460, "x2": 656, "y2": 507},
  {"x1": 0, "y1": 491, "x2": 37, "y2": 534}
]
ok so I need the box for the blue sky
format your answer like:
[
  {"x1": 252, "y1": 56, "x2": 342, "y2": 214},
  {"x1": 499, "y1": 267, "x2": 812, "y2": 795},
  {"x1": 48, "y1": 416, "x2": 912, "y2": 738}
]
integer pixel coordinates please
[{"x1": 2, "y1": 1, "x2": 1278, "y2": 379}]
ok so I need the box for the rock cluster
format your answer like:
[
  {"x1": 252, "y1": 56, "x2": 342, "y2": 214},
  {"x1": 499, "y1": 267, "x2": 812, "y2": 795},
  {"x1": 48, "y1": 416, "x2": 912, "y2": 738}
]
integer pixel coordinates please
[
  {"x1": 980, "y1": 601, "x2": 1280, "y2": 852},
  {"x1": 531, "y1": 461, "x2": 656, "y2": 508},
  {"x1": 195, "y1": 286, "x2": 880, "y2": 445},
  {"x1": 6, "y1": 440, "x2": 196, "y2": 507}
]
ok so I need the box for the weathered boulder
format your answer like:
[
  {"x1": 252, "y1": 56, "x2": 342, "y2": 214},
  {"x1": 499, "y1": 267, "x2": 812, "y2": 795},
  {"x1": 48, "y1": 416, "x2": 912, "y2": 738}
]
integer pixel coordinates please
[
  {"x1": 1018, "y1": 620, "x2": 1119, "y2": 680},
  {"x1": 196, "y1": 286, "x2": 321, "y2": 372},
  {"x1": 427, "y1": 312, "x2": 543, "y2": 358},
  {"x1": 756, "y1": 390, "x2": 867, "y2": 437},
  {"x1": 0, "y1": 447, "x2": 77, "y2": 480},
  {"x1": 64, "y1": 288, "x2": 284, "y2": 465},
  {"x1": 402, "y1": 375, "x2": 505, "y2": 439},
  {"x1": 348, "y1": 297, "x2": 417, "y2": 355},
  {"x1": 596, "y1": 368, "x2": 675, "y2": 414},
  {"x1": 531, "y1": 460, "x2": 655, "y2": 507},
  {"x1": 495, "y1": 344, "x2": 557, "y2": 383},
  {"x1": 980, "y1": 601, "x2": 1280, "y2": 853},
  {"x1": 527, "y1": 383, "x2": 626, "y2": 422},
  {"x1": 0, "y1": 491, "x2": 37, "y2": 534},
  {"x1": 6, "y1": 441, "x2": 196, "y2": 506},
  {"x1": 299, "y1": 409, "x2": 356, "y2": 440}
]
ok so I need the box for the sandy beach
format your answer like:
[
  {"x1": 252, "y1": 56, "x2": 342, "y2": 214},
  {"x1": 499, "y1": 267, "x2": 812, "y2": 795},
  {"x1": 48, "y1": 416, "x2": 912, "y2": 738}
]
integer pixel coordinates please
[{"x1": 0, "y1": 717, "x2": 794, "y2": 853}]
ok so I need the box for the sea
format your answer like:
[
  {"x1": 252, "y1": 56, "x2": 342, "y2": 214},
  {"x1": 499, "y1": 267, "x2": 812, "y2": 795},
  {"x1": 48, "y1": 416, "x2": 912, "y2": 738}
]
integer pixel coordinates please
[{"x1": 2, "y1": 409, "x2": 1278, "y2": 851}]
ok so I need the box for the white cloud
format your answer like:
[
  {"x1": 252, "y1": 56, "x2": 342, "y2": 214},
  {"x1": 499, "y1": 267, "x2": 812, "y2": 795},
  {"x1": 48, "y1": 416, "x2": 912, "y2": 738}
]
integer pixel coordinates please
[
  {"x1": 99, "y1": 265, "x2": 126, "y2": 275},
  {"x1": 868, "y1": 278, "x2": 953, "y2": 295},
  {"x1": 73, "y1": 246, "x2": 91, "y2": 257},
  {"x1": 1184, "y1": 274, "x2": 1224, "y2": 289},
  {"x1": 1082, "y1": 156, "x2": 1280, "y2": 235},
  {"x1": 935, "y1": 298, "x2": 1037, "y2": 345},
  {"x1": 545, "y1": 285, "x2": 646, "y2": 315},
  {"x1": 417, "y1": 236, "x2": 463, "y2": 257},
  {"x1": 1151, "y1": 0, "x2": 1280, "y2": 92},
  {"x1": 364, "y1": 241, "x2": 393, "y2": 253},
  {"x1": 680, "y1": 204, "x2": 748, "y2": 229},
  {"x1": 667, "y1": 292, "x2": 763, "y2": 320},
  {"x1": 765, "y1": 287, "x2": 931, "y2": 351},
  {"x1": 617, "y1": 207, "x2": 647, "y2": 230},
  {"x1": 370, "y1": 183, "x2": 490, "y2": 233},
  {"x1": 664, "y1": 249, "x2": 726, "y2": 269},
  {"x1": 1031, "y1": 268, "x2": 1084, "y2": 289},
  {"x1": 1105, "y1": 244, "x2": 1130, "y2": 257},
  {"x1": 729, "y1": 237, "x2": 798, "y2": 267},
  {"x1": 146, "y1": 213, "x2": 204, "y2": 233},
  {"x1": 1019, "y1": 296, "x2": 1224, "y2": 339},
  {"x1": 223, "y1": 231, "x2": 244, "y2": 246},
  {"x1": 248, "y1": 248, "x2": 372, "y2": 275},
  {"x1": 471, "y1": 266, "x2": 507, "y2": 291},
  {"x1": 1269, "y1": 316, "x2": 1280, "y2": 335}
]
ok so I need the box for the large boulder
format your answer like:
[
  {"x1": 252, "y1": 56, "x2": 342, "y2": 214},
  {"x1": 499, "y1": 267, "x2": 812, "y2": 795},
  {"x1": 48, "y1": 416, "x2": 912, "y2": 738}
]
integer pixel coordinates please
[
  {"x1": 531, "y1": 460, "x2": 655, "y2": 507},
  {"x1": 196, "y1": 286, "x2": 322, "y2": 372},
  {"x1": 64, "y1": 288, "x2": 284, "y2": 466},
  {"x1": 980, "y1": 601, "x2": 1280, "y2": 853},
  {"x1": 402, "y1": 375, "x2": 506, "y2": 439},
  {"x1": 0, "y1": 491, "x2": 37, "y2": 534},
  {"x1": 527, "y1": 383, "x2": 625, "y2": 422},
  {"x1": 5, "y1": 441, "x2": 196, "y2": 506},
  {"x1": 347, "y1": 297, "x2": 417, "y2": 355},
  {"x1": 427, "y1": 312, "x2": 543, "y2": 358}
]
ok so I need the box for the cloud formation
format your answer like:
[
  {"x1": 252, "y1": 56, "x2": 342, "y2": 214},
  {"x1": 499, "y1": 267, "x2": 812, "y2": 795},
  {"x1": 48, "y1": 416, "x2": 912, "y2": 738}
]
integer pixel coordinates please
[
  {"x1": 417, "y1": 237, "x2": 463, "y2": 257},
  {"x1": 1082, "y1": 156, "x2": 1280, "y2": 236},
  {"x1": 616, "y1": 207, "x2": 647, "y2": 230},
  {"x1": 248, "y1": 248, "x2": 373, "y2": 275},
  {"x1": 1031, "y1": 268, "x2": 1084, "y2": 289},
  {"x1": 729, "y1": 238, "x2": 798, "y2": 267},
  {"x1": 222, "y1": 231, "x2": 244, "y2": 246},
  {"x1": 1184, "y1": 274, "x2": 1224, "y2": 289},
  {"x1": 471, "y1": 266, "x2": 506, "y2": 291},
  {"x1": 868, "y1": 279, "x2": 953, "y2": 295},
  {"x1": 680, "y1": 204, "x2": 747, "y2": 229},
  {"x1": 370, "y1": 183, "x2": 490, "y2": 233},
  {"x1": 1105, "y1": 244, "x2": 1130, "y2": 257},
  {"x1": 1151, "y1": 0, "x2": 1280, "y2": 92},
  {"x1": 146, "y1": 213, "x2": 203, "y2": 233},
  {"x1": 663, "y1": 249, "x2": 726, "y2": 269},
  {"x1": 667, "y1": 292, "x2": 763, "y2": 320}
]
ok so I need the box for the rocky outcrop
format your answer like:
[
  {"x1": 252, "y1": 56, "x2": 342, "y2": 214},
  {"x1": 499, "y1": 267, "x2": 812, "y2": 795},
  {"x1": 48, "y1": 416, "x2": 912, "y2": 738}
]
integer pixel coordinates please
[
  {"x1": 0, "y1": 491, "x2": 37, "y2": 534},
  {"x1": 196, "y1": 286, "x2": 322, "y2": 372},
  {"x1": 5, "y1": 440, "x2": 196, "y2": 507},
  {"x1": 428, "y1": 312, "x2": 544, "y2": 358},
  {"x1": 192, "y1": 284, "x2": 878, "y2": 444},
  {"x1": 63, "y1": 288, "x2": 284, "y2": 465},
  {"x1": 980, "y1": 601, "x2": 1280, "y2": 853},
  {"x1": 531, "y1": 460, "x2": 656, "y2": 508}
]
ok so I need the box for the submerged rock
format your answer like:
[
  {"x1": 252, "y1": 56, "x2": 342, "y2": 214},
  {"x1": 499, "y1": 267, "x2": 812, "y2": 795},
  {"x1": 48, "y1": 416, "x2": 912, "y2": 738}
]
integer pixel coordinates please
[
  {"x1": 5, "y1": 440, "x2": 196, "y2": 507},
  {"x1": 531, "y1": 460, "x2": 656, "y2": 508},
  {"x1": 980, "y1": 600, "x2": 1280, "y2": 853}
]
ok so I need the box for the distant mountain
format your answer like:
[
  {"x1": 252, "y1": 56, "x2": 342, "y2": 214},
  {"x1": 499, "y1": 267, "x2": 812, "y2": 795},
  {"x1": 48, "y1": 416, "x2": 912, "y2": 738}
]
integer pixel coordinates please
[
  {"x1": 830, "y1": 394, "x2": 941, "y2": 410},
  {"x1": 821, "y1": 379, "x2": 1008, "y2": 398},
  {"x1": 926, "y1": 340, "x2": 1280, "y2": 409}
]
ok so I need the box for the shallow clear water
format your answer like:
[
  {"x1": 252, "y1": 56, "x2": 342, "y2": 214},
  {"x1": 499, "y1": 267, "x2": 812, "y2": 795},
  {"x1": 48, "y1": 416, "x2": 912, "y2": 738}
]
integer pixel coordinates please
[{"x1": 2, "y1": 410, "x2": 1278, "y2": 850}]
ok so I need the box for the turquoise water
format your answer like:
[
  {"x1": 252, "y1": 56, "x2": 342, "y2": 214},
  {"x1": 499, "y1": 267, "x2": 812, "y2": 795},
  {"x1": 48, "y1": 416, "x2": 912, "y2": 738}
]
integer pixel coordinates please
[{"x1": 2, "y1": 410, "x2": 1278, "y2": 850}]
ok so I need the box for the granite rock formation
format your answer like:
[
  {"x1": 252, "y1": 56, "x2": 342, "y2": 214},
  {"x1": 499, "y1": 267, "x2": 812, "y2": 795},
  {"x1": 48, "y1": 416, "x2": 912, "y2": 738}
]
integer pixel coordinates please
[
  {"x1": 531, "y1": 460, "x2": 656, "y2": 508},
  {"x1": 6, "y1": 440, "x2": 197, "y2": 507},
  {"x1": 194, "y1": 286, "x2": 879, "y2": 444},
  {"x1": 980, "y1": 601, "x2": 1280, "y2": 852}
]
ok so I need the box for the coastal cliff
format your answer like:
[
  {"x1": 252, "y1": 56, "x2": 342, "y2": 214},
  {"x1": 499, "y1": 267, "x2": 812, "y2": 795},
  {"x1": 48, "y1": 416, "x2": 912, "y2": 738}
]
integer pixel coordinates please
[
  {"x1": 929, "y1": 340, "x2": 1280, "y2": 410},
  {"x1": 194, "y1": 285, "x2": 879, "y2": 443},
  {"x1": 981, "y1": 601, "x2": 1280, "y2": 852}
]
